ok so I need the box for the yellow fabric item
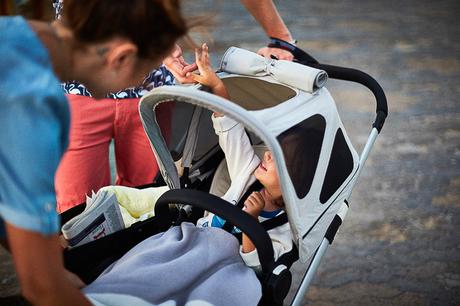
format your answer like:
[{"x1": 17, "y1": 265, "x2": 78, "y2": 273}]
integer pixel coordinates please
[{"x1": 99, "y1": 185, "x2": 169, "y2": 227}]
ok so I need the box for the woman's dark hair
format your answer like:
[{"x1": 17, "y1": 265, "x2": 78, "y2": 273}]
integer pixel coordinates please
[{"x1": 62, "y1": 0, "x2": 187, "y2": 59}]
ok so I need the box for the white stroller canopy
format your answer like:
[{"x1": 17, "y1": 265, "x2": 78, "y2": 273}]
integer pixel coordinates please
[{"x1": 139, "y1": 48, "x2": 359, "y2": 263}]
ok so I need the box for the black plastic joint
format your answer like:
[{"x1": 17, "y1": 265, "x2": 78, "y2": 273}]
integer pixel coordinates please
[
  {"x1": 325, "y1": 215, "x2": 343, "y2": 244},
  {"x1": 372, "y1": 110, "x2": 387, "y2": 133}
]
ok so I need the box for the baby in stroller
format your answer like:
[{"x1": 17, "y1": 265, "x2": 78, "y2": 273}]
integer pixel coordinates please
[{"x1": 187, "y1": 43, "x2": 293, "y2": 271}]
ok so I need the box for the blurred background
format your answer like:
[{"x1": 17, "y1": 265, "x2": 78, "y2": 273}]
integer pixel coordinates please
[
  {"x1": 0, "y1": 0, "x2": 54, "y2": 20},
  {"x1": 1, "y1": 0, "x2": 459, "y2": 305}
]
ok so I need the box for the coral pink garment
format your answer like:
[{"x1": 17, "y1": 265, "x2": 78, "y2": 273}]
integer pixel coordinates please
[{"x1": 55, "y1": 94, "x2": 172, "y2": 213}]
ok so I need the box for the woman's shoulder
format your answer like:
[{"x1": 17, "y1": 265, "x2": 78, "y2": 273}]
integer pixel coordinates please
[
  {"x1": 0, "y1": 18, "x2": 64, "y2": 102},
  {"x1": 1, "y1": 17, "x2": 50, "y2": 69}
]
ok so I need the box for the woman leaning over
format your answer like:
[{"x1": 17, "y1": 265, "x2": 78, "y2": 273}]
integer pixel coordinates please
[{"x1": 0, "y1": 1, "x2": 186, "y2": 305}]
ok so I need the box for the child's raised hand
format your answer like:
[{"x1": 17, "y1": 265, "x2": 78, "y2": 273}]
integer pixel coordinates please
[
  {"x1": 189, "y1": 43, "x2": 221, "y2": 89},
  {"x1": 244, "y1": 191, "x2": 265, "y2": 218},
  {"x1": 189, "y1": 43, "x2": 229, "y2": 102}
]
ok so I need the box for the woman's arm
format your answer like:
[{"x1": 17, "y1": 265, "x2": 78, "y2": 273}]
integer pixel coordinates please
[
  {"x1": 239, "y1": 0, "x2": 294, "y2": 60},
  {"x1": 6, "y1": 223, "x2": 91, "y2": 306},
  {"x1": 239, "y1": 0, "x2": 292, "y2": 42}
]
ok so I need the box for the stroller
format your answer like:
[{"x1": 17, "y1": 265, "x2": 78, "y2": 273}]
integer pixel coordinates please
[{"x1": 62, "y1": 43, "x2": 387, "y2": 306}]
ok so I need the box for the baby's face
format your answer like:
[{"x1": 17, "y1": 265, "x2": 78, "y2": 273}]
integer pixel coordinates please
[{"x1": 254, "y1": 151, "x2": 281, "y2": 197}]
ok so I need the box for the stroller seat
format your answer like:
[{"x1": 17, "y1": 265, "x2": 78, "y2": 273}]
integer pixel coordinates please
[{"x1": 209, "y1": 144, "x2": 267, "y2": 197}]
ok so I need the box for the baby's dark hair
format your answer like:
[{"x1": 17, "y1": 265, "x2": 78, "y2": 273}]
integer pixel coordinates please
[{"x1": 62, "y1": 0, "x2": 187, "y2": 59}]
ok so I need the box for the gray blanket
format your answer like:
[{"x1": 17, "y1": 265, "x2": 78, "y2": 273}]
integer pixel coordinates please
[{"x1": 83, "y1": 223, "x2": 261, "y2": 305}]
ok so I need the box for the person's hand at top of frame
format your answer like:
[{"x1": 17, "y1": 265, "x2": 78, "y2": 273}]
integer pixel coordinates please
[
  {"x1": 163, "y1": 44, "x2": 198, "y2": 84},
  {"x1": 257, "y1": 46, "x2": 294, "y2": 61}
]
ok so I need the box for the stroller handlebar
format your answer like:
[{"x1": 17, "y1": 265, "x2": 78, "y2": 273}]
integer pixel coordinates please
[
  {"x1": 269, "y1": 38, "x2": 388, "y2": 133},
  {"x1": 155, "y1": 189, "x2": 276, "y2": 274},
  {"x1": 311, "y1": 63, "x2": 388, "y2": 133}
]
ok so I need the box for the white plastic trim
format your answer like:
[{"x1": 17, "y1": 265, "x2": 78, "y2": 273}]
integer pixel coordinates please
[{"x1": 272, "y1": 264, "x2": 288, "y2": 276}]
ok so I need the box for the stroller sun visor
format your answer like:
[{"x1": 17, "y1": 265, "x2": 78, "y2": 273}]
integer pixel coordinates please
[
  {"x1": 220, "y1": 47, "x2": 328, "y2": 93},
  {"x1": 139, "y1": 48, "x2": 359, "y2": 263}
]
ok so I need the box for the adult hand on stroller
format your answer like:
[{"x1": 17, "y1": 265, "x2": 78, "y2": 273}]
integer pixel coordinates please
[
  {"x1": 244, "y1": 191, "x2": 265, "y2": 218},
  {"x1": 163, "y1": 44, "x2": 198, "y2": 84},
  {"x1": 257, "y1": 46, "x2": 294, "y2": 61}
]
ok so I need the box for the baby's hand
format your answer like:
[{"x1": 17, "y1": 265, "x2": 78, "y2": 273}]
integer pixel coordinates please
[
  {"x1": 244, "y1": 191, "x2": 265, "y2": 218},
  {"x1": 190, "y1": 43, "x2": 220, "y2": 87},
  {"x1": 190, "y1": 43, "x2": 229, "y2": 100}
]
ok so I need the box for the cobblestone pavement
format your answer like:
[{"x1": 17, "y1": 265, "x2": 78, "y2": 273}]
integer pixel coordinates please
[{"x1": 1, "y1": 0, "x2": 459, "y2": 305}]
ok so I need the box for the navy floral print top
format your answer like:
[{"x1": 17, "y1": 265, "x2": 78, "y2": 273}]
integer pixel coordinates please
[{"x1": 61, "y1": 66, "x2": 175, "y2": 99}]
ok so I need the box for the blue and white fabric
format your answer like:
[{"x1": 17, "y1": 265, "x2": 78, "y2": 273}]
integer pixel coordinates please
[
  {"x1": 61, "y1": 66, "x2": 175, "y2": 99},
  {"x1": 0, "y1": 16, "x2": 68, "y2": 235},
  {"x1": 84, "y1": 223, "x2": 262, "y2": 306}
]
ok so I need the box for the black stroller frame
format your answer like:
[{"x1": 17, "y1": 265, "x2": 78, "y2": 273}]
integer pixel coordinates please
[{"x1": 62, "y1": 44, "x2": 387, "y2": 306}]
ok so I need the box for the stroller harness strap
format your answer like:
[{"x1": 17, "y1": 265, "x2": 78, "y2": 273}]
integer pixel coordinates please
[
  {"x1": 236, "y1": 180, "x2": 264, "y2": 209},
  {"x1": 261, "y1": 213, "x2": 288, "y2": 231},
  {"x1": 181, "y1": 106, "x2": 203, "y2": 169},
  {"x1": 222, "y1": 180, "x2": 289, "y2": 240},
  {"x1": 222, "y1": 180, "x2": 263, "y2": 232},
  {"x1": 232, "y1": 213, "x2": 288, "y2": 244}
]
